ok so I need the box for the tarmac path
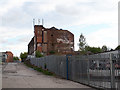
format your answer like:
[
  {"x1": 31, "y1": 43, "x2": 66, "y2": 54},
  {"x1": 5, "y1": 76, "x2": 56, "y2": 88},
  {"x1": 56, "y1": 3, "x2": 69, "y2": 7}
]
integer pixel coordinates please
[{"x1": 2, "y1": 62, "x2": 94, "y2": 88}]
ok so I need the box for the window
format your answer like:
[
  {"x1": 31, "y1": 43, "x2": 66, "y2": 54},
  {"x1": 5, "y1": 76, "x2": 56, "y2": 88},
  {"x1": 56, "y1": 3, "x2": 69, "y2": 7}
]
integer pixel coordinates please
[
  {"x1": 37, "y1": 43, "x2": 42, "y2": 46},
  {"x1": 51, "y1": 34, "x2": 53, "y2": 36},
  {"x1": 52, "y1": 43, "x2": 54, "y2": 46}
]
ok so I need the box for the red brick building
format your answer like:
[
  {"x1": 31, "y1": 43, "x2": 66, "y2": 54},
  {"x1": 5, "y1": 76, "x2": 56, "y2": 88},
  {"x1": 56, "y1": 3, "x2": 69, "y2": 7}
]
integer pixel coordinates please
[
  {"x1": 28, "y1": 25, "x2": 74, "y2": 55},
  {"x1": 6, "y1": 51, "x2": 13, "y2": 62}
]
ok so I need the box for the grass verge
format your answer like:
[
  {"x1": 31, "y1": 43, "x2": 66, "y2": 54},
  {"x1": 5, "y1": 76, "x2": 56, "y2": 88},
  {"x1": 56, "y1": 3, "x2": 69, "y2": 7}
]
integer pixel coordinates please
[{"x1": 24, "y1": 60, "x2": 55, "y2": 76}]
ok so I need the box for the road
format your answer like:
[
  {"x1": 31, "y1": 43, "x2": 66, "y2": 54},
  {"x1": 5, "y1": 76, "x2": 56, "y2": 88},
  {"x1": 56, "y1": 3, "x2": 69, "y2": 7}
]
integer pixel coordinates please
[{"x1": 2, "y1": 62, "x2": 93, "y2": 88}]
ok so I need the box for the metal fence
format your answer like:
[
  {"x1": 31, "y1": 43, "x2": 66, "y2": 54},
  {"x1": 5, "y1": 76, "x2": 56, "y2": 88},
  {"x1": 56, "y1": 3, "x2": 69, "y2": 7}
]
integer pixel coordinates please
[{"x1": 29, "y1": 53, "x2": 120, "y2": 89}]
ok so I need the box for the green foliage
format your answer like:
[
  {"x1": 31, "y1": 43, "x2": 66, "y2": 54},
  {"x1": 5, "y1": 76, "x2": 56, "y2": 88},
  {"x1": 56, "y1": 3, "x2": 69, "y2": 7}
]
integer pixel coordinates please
[
  {"x1": 35, "y1": 50, "x2": 43, "y2": 58},
  {"x1": 77, "y1": 34, "x2": 113, "y2": 55},
  {"x1": 24, "y1": 60, "x2": 54, "y2": 76},
  {"x1": 115, "y1": 45, "x2": 120, "y2": 50},
  {"x1": 34, "y1": 67, "x2": 53, "y2": 75},
  {"x1": 20, "y1": 52, "x2": 28, "y2": 61},
  {"x1": 13, "y1": 56, "x2": 19, "y2": 61},
  {"x1": 85, "y1": 46, "x2": 102, "y2": 54},
  {"x1": 78, "y1": 33, "x2": 86, "y2": 51},
  {"x1": 49, "y1": 51, "x2": 55, "y2": 54},
  {"x1": 102, "y1": 45, "x2": 108, "y2": 52}
]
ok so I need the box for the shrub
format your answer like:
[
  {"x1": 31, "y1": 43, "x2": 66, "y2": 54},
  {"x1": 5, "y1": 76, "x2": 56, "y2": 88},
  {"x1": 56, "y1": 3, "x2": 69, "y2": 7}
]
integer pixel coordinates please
[
  {"x1": 115, "y1": 45, "x2": 120, "y2": 50},
  {"x1": 35, "y1": 50, "x2": 43, "y2": 58},
  {"x1": 49, "y1": 51, "x2": 55, "y2": 54},
  {"x1": 20, "y1": 52, "x2": 28, "y2": 62},
  {"x1": 24, "y1": 60, "x2": 54, "y2": 76},
  {"x1": 13, "y1": 56, "x2": 19, "y2": 61}
]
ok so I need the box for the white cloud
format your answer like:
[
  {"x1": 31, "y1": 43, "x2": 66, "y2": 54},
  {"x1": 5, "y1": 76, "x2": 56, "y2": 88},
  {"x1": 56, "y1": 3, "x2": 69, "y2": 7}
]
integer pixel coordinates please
[
  {"x1": 0, "y1": 27, "x2": 33, "y2": 41},
  {"x1": 0, "y1": 0, "x2": 119, "y2": 56},
  {"x1": 0, "y1": 0, "x2": 29, "y2": 16},
  {"x1": 2, "y1": 42, "x2": 28, "y2": 56},
  {"x1": 86, "y1": 27, "x2": 118, "y2": 49},
  {"x1": 0, "y1": 26, "x2": 34, "y2": 56}
]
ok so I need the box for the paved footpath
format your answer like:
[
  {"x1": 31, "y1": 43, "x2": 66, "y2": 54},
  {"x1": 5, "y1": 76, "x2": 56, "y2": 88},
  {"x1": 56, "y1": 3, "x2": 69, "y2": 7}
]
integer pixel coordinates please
[{"x1": 2, "y1": 62, "x2": 94, "y2": 88}]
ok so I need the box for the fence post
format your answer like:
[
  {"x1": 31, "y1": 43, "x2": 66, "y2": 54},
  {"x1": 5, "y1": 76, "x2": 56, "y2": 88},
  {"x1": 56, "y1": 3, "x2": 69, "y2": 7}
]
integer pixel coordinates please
[
  {"x1": 110, "y1": 53, "x2": 115, "y2": 89},
  {"x1": 66, "y1": 55, "x2": 69, "y2": 80},
  {"x1": 87, "y1": 56, "x2": 90, "y2": 84},
  {"x1": 66, "y1": 55, "x2": 72, "y2": 80}
]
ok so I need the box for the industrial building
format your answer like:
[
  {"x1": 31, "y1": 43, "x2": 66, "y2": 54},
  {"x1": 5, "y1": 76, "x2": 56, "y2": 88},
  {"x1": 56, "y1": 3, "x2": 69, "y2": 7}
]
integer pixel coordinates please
[
  {"x1": 28, "y1": 25, "x2": 74, "y2": 55},
  {"x1": 0, "y1": 51, "x2": 13, "y2": 62},
  {"x1": 0, "y1": 52, "x2": 6, "y2": 62}
]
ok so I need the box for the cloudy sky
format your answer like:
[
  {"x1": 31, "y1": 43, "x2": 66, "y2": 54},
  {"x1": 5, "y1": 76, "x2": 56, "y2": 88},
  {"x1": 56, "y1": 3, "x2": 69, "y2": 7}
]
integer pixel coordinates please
[{"x1": 0, "y1": 0, "x2": 119, "y2": 56}]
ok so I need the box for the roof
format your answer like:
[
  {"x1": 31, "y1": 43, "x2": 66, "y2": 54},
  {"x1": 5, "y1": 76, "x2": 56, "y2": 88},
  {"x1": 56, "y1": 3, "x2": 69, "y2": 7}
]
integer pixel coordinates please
[{"x1": 94, "y1": 50, "x2": 120, "y2": 55}]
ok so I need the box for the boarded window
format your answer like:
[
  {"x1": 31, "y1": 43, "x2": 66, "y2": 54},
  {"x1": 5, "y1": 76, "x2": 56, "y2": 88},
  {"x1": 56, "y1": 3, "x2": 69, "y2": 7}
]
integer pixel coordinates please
[
  {"x1": 42, "y1": 44, "x2": 47, "y2": 52},
  {"x1": 43, "y1": 31, "x2": 47, "y2": 43},
  {"x1": 37, "y1": 43, "x2": 42, "y2": 47}
]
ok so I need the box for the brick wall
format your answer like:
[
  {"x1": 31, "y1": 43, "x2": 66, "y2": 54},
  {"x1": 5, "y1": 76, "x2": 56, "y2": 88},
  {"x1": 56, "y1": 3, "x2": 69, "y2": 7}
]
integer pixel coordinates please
[
  {"x1": 28, "y1": 37, "x2": 34, "y2": 55},
  {"x1": 6, "y1": 51, "x2": 13, "y2": 62},
  {"x1": 28, "y1": 25, "x2": 74, "y2": 55},
  {"x1": 46, "y1": 28, "x2": 74, "y2": 54}
]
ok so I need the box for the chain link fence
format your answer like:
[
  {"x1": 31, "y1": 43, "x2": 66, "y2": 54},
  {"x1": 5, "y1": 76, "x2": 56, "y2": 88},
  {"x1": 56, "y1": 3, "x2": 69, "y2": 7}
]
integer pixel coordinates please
[{"x1": 29, "y1": 53, "x2": 120, "y2": 89}]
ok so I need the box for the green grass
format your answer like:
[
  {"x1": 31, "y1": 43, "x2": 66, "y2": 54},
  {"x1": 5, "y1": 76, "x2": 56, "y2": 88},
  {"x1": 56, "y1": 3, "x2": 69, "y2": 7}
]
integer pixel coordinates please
[
  {"x1": 33, "y1": 67, "x2": 54, "y2": 76},
  {"x1": 24, "y1": 60, "x2": 55, "y2": 76}
]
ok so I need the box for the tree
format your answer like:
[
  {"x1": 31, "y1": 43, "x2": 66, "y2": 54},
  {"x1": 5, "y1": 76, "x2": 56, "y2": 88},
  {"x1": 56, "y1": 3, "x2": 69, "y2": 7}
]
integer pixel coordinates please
[
  {"x1": 102, "y1": 45, "x2": 108, "y2": 52},
  {"x1": 13, "y1": 56, "x2": 19, "y2": 61},
  {"x1": 20, "y1": 52, "x2": 28, "y2": 62},
  {"x1": 78, "y1": 33, "x2": 86, "y2": 51},
  {"x1": 85, "y1": 46, "x2": 102, "y2": 54},
  {"x1": 115, "y1": 45, "x2": 120, "y2": 50},
  {"x1": 35, "y1": 50, "x2": 43, "y2": 58}
]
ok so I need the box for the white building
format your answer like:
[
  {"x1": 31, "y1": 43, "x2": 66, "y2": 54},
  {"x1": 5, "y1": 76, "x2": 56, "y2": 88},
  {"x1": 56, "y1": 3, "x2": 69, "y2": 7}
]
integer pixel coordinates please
[{"x1": 0, "y1": 52, "x2": 7, "y2": 62}]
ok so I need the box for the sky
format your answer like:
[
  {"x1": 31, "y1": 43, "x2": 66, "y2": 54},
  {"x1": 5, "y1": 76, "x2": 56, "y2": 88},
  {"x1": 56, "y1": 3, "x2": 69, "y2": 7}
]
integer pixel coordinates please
[{"x1": 0, "y1": 0, "x2": 119, "y2": 56}]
